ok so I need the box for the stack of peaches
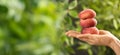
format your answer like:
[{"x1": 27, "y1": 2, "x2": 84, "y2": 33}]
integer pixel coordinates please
[{"x1": 78, "y1": 9, "x2": 99, "y2": 34}]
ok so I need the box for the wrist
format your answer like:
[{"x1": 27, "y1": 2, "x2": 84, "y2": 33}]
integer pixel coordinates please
[
  {"x1": 108, "y1": 38, "x2": 118, "y2": 48},
  {"x1": 108, "y1": 38, "x2": 120, "y2": 55}
]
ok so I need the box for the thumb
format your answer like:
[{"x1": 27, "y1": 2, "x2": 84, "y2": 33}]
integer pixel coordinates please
[{"x1": 99, "y1": 30, "x2": 109, "y2": 35}]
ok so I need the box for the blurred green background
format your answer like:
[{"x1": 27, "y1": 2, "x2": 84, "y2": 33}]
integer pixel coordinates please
[{"x1": 0, "y1": 0, "x2": 120, "y2": 55}]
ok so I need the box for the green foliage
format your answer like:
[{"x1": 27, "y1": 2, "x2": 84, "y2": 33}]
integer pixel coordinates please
[{"x1": 0, "y1": 0, "x2": 120, "y2": 55}]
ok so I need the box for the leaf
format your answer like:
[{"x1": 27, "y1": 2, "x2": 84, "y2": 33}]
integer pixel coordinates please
[
  {"x1": 0, "y1": 27, "x2": 4, "y2": 39},
  {"x1": 65, "y1": 37, "x2": 70, "y2": 45},
  {"x1": 68, "y1": 0, "x2": 77, "y2": 10},
  {"x1": 77, "y1": 43, "x2": 91, "y2": 50},
  {"x1": 107, "y1": 1, "x2": 113, "y2": 6},
  {"x1": 117, "y1": 18, "x2": 120, "y2": 24},
  {"x1": 0, "y1": 5, "x2": 8, "y2": 14},
  {"x1": 70, "y1": 38, "x2": 74, "y2": 45},
  {"x1": 113, "y1": 19, "x2": 118, "y2": 30},
  {"x1": 88, "y1": 49, "x2": 93, "y2": 55},
  {"x1": 69, "y1": 10, "x2": 78, "y2": 18},
  {"x1": 9, "y1": 22, "x2": 27, "y2": 39}
]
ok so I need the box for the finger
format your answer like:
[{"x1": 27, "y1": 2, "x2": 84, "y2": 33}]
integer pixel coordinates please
[
  {"x1": 76, "y1": 34, "x2": 91, "y2": 38},
  {"x1": 80, "y1": 38, "x2": 88, "y2": 41},
  {"x1": 65, "y1": 30, "x2": 81, "y2": 37},
  {"x1": 99, "y1": 30, "x2": 106, "y2": 35},
  {"x1": 78, "y1": 37, "x2": 96, "y2": 45},
  {"x1": 68, "y1": 33, "x2": 77, "y2": 37},
  {"x1": 67, "y1": 30, "x2": 76, "y2": 33},
  {"x1": 65, "y1": 32, "x2": 69, "y2": 35},
  {"x1": 78, "y1": 37, "x2": 94, "y2": 44},
  {"x1": 65, "y1": 33, "x2": 76, "y2": 37},
  {"x1": 76, "y1": 34, "x2": 104, "y2": 41},
  {"x1": 76, "y1": 34, "x2": 105, "y2": 39},
  {"x1": 65, "y1": 30, "x2": 76, "y2": 35},
  {"x1": 65, "y1": 30, "x2": 73, "y2": 35},
  {"x1": 65, "y1": 32, "x2": 73, "y2": 37},
  {"x1": 99, "y1": 30, "x2": 110, "y2": 35}
]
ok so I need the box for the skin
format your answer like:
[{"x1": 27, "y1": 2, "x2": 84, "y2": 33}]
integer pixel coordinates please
[{"x1": 65, "y1": 30, "x2": 120, "y2": 55}]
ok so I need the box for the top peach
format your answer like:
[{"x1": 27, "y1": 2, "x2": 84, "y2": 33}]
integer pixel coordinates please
[{"x1": 78, "y1": 9, "x2": 96, "y2": 19}]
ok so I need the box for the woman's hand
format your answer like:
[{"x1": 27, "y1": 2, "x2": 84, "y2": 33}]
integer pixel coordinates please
[
  {"x1": 65, "y1": 30, "x2": 116, "y2": 46},
  {"x1": 65, "y1": 30, "x2": 120, "y2": 55}
]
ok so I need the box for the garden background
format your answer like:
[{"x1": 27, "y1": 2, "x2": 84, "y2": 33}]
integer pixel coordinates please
[{"x1": 0, "y1": 0, "x2": 120, "y2": 55}]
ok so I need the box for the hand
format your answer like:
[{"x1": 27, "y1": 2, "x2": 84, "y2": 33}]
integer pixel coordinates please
[{"x1": 65, "y1": 30, "x2": 117, "y2": 46}]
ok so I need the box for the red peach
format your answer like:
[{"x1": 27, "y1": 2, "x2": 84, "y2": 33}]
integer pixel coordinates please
[
  {"x1": 81, "y1": 27, "x2": 99, "y2": 34},
  {"x1": 80, "y1": 18, "x2": 97, "y2": 28},
  {"x1": 78, "y1": 9, "x2": 96, "y2": 19}
]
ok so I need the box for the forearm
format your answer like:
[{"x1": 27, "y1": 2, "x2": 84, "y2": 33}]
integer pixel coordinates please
[{"x1": 109, "y1": 38, "x2": 120, "y2": 55}]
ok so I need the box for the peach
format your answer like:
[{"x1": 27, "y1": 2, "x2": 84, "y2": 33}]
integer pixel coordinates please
[
  {"x1": 81, "y1": 27, "x2": 99, "y2": 34},
  {"x1": 80, "y1": 18, "x2": 97, "y2": 28},
  {"x1": 78, "y1": 9, "x2": 96, "y2": 19}
]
